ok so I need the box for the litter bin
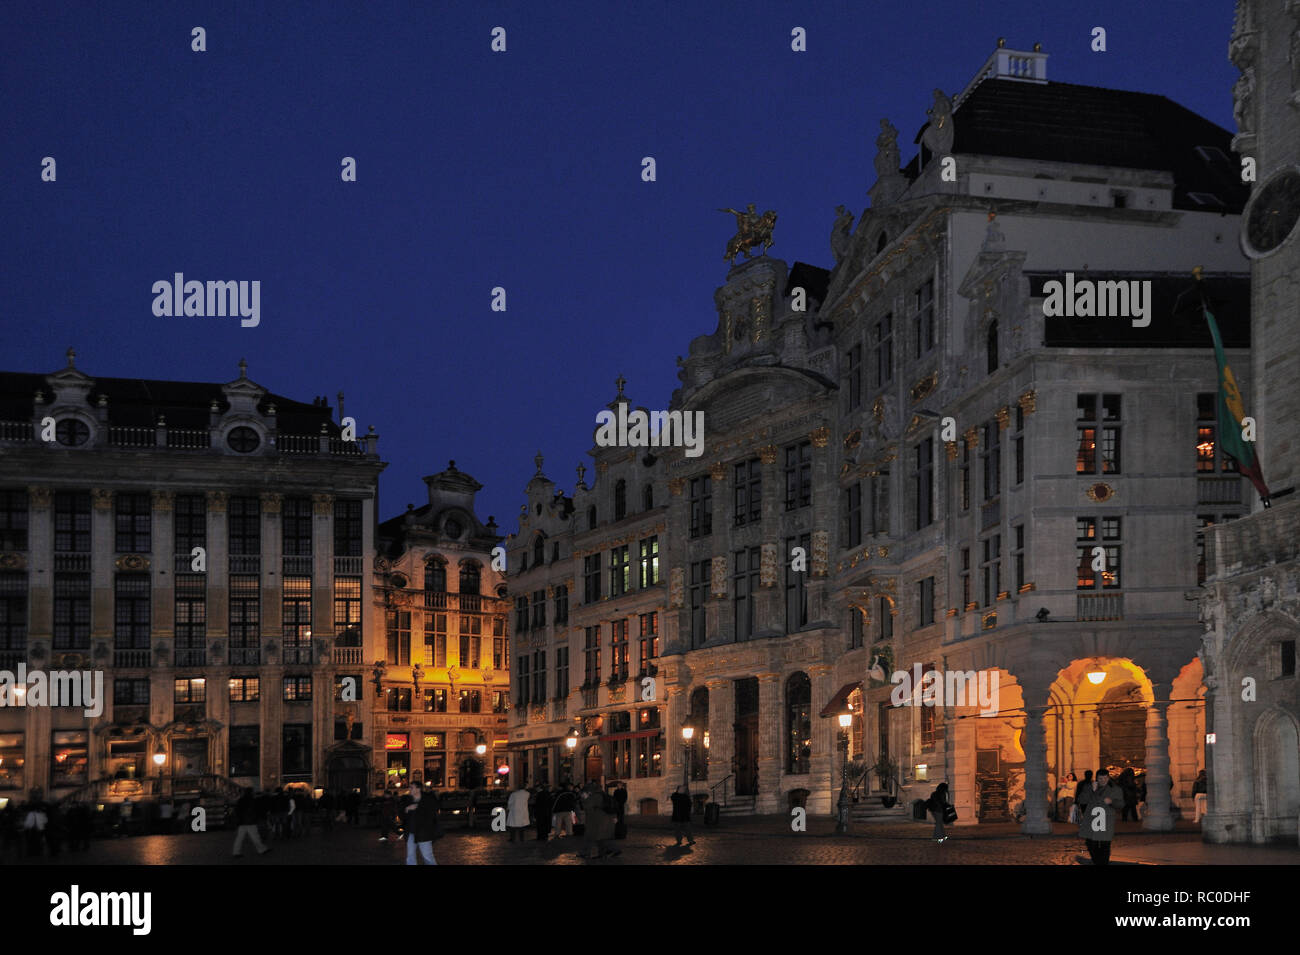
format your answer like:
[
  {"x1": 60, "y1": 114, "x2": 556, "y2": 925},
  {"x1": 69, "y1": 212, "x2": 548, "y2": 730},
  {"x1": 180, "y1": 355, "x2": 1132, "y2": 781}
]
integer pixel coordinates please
[{"x1": 704, "y1": 802, "x2": 720, "y2": 826}]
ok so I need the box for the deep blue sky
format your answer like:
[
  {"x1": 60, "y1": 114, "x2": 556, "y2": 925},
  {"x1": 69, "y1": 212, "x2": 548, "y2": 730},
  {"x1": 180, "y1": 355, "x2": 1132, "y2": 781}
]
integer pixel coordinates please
[{"x1": 2, "y1": 0, "x2": 1237, "y2": 529}]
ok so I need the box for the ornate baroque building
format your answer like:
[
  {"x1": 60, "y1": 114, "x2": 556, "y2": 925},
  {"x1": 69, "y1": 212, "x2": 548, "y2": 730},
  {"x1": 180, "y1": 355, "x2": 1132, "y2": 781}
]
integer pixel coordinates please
[
  {"x1": 1198, "y1": 2, "x2": 1300, "y2": 845},
  {"x1": 0, "y1": 353, "x2": 384, "y2": 804},
  {"x1": 371, "y1": 463, "x2": 510, "y2": 793}
]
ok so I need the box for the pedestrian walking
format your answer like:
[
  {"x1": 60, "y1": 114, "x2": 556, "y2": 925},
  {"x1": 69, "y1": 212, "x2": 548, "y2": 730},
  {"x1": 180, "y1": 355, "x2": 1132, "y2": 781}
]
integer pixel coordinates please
[
  {"x1": 232, "y1": 788, "x2": 271, "y2": 857},
  {"x1": 1057, "y1": 772, "x2": 1077, "y2": 822},
  {"x1": 927, "y1": 782, "x2": 954, "y2": 842},
  {"x1": 378, "y1": 791, "x2": 398, "y2": 842},
  {"x1": 581, "y1": 782, "x2": 617, "y2": 859},
  {"x1": 1192, "y1": 769, "x2": 1208, "y2": 823},
  {"x1": 22, "y1": 799, "x2": 47, "y2": 857},
  {"x1": 507, "y1": 783, "x2": 530, "y2": 842},
  {"x1": 1117, "y1": 768, "x2": 1139, "y2": 822},
  {"x1": 399, "y1": 782, "x2": 441, "y2": 865},
  {"x1": 551, "y1": 784, "x2": 578, "y2": 838},
  {"x1": 612, "y1": 782, "x2": 628, "y2": 839},
  {"x1": 320, "y1": 788, "x2": 335, "y2": 831},
  {"x1": 670, "y1": 784, "x2": 695, "y2": 847},
  {"x1": 1076, "y1": 767, "x2": 1124, "y2": 865}
]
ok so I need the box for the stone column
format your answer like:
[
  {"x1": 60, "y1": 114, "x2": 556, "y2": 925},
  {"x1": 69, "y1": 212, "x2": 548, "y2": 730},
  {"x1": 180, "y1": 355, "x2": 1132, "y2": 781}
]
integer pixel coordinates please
[
  {"x1": 757, "y1": 445, "x2": 781, "y2": 627},
  {"x1": 705, "y1": 678, "x2": 733, "y2": 800},
  {"x1": 26, "y1": 486, "x2": 52, "y2": 650},
  {"x1": 1142, "y1": 683, "x2": 1175, "y2": 832},
  {"x1": 260, "y1": 493, "x2": 283, "y2": 639},
  {"x1": 665, "y1": 684, "x2": 689, "y2": 792},
  {"x1": 90, "y1": 488, "x2": 114, "y2": 657},
  {"x1": 205, "y1": 492, "x2": 228, "y2": 643},
  {"x1": 808, "y1": 664, "x2": 835, "y2": 814},
  {"x1": 756, "y1": 672, "x2": 782, "y2": 812},
  {"x1": 151, "y1": 490, "x2": 175, "y2": 653},
  {"x1": 1020, "y1": 680, "x2": 1053, "y2": 835},
  {"x1": 312, "y1": 493, "x2": 334, "y2": 659}
]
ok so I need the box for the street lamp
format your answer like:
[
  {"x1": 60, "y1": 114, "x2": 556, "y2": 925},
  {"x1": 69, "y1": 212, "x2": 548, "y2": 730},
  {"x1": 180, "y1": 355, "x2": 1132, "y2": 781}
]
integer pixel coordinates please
[
  {"x1": 564, "y1": 729, "x2": 578, "y2": 784},
  {"x1": 153, "y1": 751, "x2": 167, "y2": 800},
  {"x1": 836, "y1": 712, "x2": 852, "y2": 833},
  {"x1": 681, "y1": 722, "x2": 694, "y2": 795}
]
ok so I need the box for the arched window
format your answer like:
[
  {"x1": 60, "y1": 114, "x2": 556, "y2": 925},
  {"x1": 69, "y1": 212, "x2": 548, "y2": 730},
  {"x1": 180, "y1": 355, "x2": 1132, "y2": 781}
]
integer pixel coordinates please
[
  {"x1": 689, "y1": 687, "x2": 709, "y2": 781},
  {"x1": 424, "y1": 559, "x2": 446, "y2": 593},
  {"x1": 459, "y1": 561, "x2": 481, "y2": 596},
  {"x1": 584, "y1": 743, "x2": 604, "y2": 784},
  {"x1": 786, "y1": 672, "x2": 812, "y2": 774},
  {"x1": 987, "y1": 320, "x2": 999, "y2": 374},
  {"x1": 642, "y1": 484, "x2": 654, "y2": 511},
  {"x1": 614, "y1": 480, "x2": 627, "y2": 521},
  {"x1": 588, "y1": 506, "x2": 598, "y2": 530},
  {"x1": 533, "y1": 535, "x2": 546, "y2": 567}
]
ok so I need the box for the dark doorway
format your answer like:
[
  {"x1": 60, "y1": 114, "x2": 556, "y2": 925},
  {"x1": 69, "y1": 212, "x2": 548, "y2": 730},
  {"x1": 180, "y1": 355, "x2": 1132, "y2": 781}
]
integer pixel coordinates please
[
  {"x1": 734, "y1": 677, "x2": 759, "y2": 796},
  {"x1": 1098, "y1": 684, "x2": 1146, "y2": 772}
]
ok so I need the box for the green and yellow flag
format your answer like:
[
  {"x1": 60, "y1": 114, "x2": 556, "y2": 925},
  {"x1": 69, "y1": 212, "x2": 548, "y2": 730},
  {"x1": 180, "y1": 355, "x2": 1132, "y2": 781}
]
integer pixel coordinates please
[{"x1": 1203, "y1": 304, "x2": 1270, "y2": 502}]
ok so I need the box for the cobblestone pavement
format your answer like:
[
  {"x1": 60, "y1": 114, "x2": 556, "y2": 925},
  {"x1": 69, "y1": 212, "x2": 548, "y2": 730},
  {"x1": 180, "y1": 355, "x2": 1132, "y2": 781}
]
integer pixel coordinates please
[{"x1": 10, "y1": 815, "x2": 1285, "y2": 866}]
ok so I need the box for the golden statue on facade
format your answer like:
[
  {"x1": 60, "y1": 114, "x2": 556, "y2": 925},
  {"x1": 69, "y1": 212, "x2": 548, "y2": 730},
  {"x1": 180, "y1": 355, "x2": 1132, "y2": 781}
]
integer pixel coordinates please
[{"x1": 718, "y1": 203, "x2": 778, "y2": 265}]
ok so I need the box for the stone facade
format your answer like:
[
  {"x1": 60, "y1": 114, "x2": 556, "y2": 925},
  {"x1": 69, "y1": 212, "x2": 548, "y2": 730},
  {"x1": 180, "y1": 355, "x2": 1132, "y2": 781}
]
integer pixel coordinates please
[{"x1": 1198, "y1": 1, "x2": 1300, "y2": 845}]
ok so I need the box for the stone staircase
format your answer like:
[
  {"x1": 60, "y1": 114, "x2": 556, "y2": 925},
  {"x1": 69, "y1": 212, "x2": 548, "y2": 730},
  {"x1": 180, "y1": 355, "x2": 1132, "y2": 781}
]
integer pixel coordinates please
[
  {"x1": 715, "y1": 796, "x2": 756, "y2": 816},
  {"x1": 848, "y1": 795, "x2": 908, "y2": 822}
]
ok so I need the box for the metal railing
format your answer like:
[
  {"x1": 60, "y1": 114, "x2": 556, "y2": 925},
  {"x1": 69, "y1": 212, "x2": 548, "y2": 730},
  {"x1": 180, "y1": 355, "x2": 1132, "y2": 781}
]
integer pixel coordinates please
[
  {"x1": 165, "y1": 428, "x2": 210, "y2": 449},
  {"x1": 333, "y1": 556, "x2": 363, "y2": 575},
  {"x1": 1197, "y1": 475, "x2": 1243, "y2": 505},
  {"x1": 0, "y1": 421, "x2": 34, "y2": 442},
  {"x1": 107, "y1": 426, "x2": 154, "y2": 448},
  {"x1": 113, "y1": 649, "x2": 151, "y2": 668},
  {"x1": 332, "y1": 646, "x2": 363, "y2": 664},
  {"x1": 709, "y1": 773, "x2": 735, "y2": 808}
]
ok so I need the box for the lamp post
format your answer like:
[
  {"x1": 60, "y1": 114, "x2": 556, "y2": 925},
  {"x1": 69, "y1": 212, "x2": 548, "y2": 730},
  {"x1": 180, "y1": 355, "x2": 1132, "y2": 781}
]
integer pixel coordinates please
[
  {"x1": 836, "y1": 712, "x2": 852, "y2": 833},
  {"x1": 152, "y1": 751, "x2": 167, "y2": 801},
  {"x1": 681, "y1": 722, "x2": 694, "y2": 795},
  {"x1": 564, "y1": 730, "x2": 578, "y2": 784}
]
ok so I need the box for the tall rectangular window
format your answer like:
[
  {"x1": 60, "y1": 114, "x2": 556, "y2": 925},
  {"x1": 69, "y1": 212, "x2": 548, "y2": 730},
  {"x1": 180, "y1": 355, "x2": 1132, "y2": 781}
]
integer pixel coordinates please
[
  {"x1": 333, "y1": 499, "x2": 363, "y2": 555},
  {"x1": 114, "y1": 574, "x2": 151, "y2": 650},
  {"x1": 846, "y1": 342, "x2": 863, "y2": 410},
  {"x1": 229, "y1": 676, "x2": 260, "y2": 703},
  {"x1": 531, "y1": 589, "x2": 546, "y2": 629},
  {"x1": 638, "y1": 536, "x2": 660, "y2": 587},
  {"x1": 960, "y1": 439, "x2": 971, "y2": 511},
  {"x1": 845, "y1": 482, "x2": 862, "y2": 548},
  {"x1": 584, "y1": 554, "x2": 602, "y2": 603},
  {"x1": 918, "y1": 576, "x2": 935, "y2": 626},
  {"x1": 785, "y1": 442, "x2": 812, "y2": 510},
  {"x1": 689, "y1": 559, "x2": 710, "y2": 648},
  {"x1": 283, "y1": 676, "x2": 313, "y2": 702},
  {"x1": 229, "y1": 575, "x2": 259, "y2": 661},
  {"x1": 514, "y1": 596, "x2": 529, "y2": 633},
  {"x1": 386, "y1": 611, "x2": 411, "y2": 666},
  {"x1": 689, "y1": 476, "x2": 712, "y2": 538},
  {"x1": 583, "y1": 626, "x2": 601, "y2": 685},
  {"x1": 960, "y1": 547, "x2": 971, "y2": 608},
  {"x1": 425, "y1": 612, "x2": 448, "y2": 666},
  {"x1": 334, "y1": 577, "x2": 361, "y2": 646},
  {"x1": 915, "y1": 437, "x2": 934, "y2": 529},
  {"x1": 1197, "y1": 393, "x2": 1237, "y2": 472},
  {"x1": 386, "y1": 686, "x2": 412, "y2": 711},
  {"x1": 733, "y1": 546, "x2": 760, "y2": 641},
  {"x1": 913, "y1": 278, "x2": 935, "y2": 357},
  {"x1": 0, "y1": 490, "x2": 28, "y2": 552},
  {"x1": 52, "y1": 574, "x2": 90, "y2": 650},
  {"x1": 282, "y1": 725, "x2": 312, "y2": 777},
  {"x1": 1013, "y1": 405, "x2": 1026, "y2": 486},
  {"x1": 1013, "y1": 524, "x2": 1026, "y2": 591},
  {"x1": 114, "y1": 492, "x2": 151, "y2": 553},
  {"x1": 174, "y1": 494, "x2": 206, "y2": 556},
  {"x1": 869, "y1": 468, "x2": 890, "y2": 536},
  {"x1": 459, "y1": 614, "x2": 481, "y2": 668},
  {"x1": 849, "y1": 606, "x2": 863, "y2": 649},
  {"x1": 785, "y1": 532, "x2": 811, "y2": 631},
  {"x1": 981, "y1": 534, "x2": 1001, "y2": 606},
  {"x1": 0, "y1": 573, "x2": 27, "y2": 656},
  {"x1": 282, "y1": 497, "x2": 313, "y2": 556},
  {"x1": 554, "y1": 584, "x2": 569, "y2": 624},
  {"x1": 54, "y1": 492, "x2": 91, "y2": 552},
  {"x1": 871, "y1": 314, "x2": 894, "y2": 388},
  {"x1": 282, "y1": 575, "x2": 312, "y2": 662},
  {"x1": 228, "y1": 496, "x2": 260, "y2": 555},
  {"x1": 174, "y1": 574, "x2": 206, "y2": 659},
  {"x1": 611, "y1": 619, "x2": 629, "y2": 681},
  {"x1": 516, "y1": 656, "x2": 530, "y2": 706},
  {"x1": 982, "y1": 422, "x2": 1000, "y2": 501},
  {"x1": 1077, "y1": 394, "x2": 1122, "y2": 474},
  {"x1": 639, "y1": 612, "x2": 658, "y2": 672},
  {"x1": 733, "y1": 459, "x2": 762, "y2": 527},
  {"x1": 609, "y1": 545, "x2": 630, "y2": 597},
  {"x1": 1077, "y1": 516, "x2": 1122, "y2": 590},
  {"x1": 879, "y1": 596, "x2": 893, "y2": 641},
  {"x1": 555, "y1": 645, "x2": 569, "y2": 698},
  {"x1": 532, "y1": 648, "x2": 547, "y2": 703}
]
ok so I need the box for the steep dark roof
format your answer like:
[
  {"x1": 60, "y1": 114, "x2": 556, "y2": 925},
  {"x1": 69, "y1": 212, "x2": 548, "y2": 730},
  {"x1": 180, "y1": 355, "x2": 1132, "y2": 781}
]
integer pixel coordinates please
[
  {"x1": 0, "y1": 369, "x2": 341, "y2": 435},
  {"x1": 904, "y1": 79, "x2": 1247, "y2": 212},
  {"x1": 785, "y1": 262, "x2": 830, "y2": 303}
]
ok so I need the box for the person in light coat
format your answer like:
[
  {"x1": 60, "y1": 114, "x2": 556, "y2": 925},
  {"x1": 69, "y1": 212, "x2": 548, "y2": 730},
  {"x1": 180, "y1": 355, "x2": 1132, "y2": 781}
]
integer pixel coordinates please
[
  {"x1": 506, "y1": 783, "x2": 530, "y2": 843},
  {"x1": 1075, "y1": 767, "x2": 1125, "y2": 865}
]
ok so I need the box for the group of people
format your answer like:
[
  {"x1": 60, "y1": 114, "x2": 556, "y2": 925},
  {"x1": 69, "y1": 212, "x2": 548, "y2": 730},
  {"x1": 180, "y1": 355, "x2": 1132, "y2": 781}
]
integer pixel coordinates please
[
  {"x1": 0, "y1": 795, "x2": 94, "y2": 859},
  {"x1": 231, "y1": 786, "x2": 362, "y2": 858},
  {"x1": 504, "y1": 780, "x2": 629, "y2": 859}
]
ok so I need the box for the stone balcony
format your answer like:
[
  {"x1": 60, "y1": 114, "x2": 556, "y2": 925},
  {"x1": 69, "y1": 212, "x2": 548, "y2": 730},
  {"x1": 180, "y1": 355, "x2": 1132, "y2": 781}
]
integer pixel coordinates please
[{"x1": 1206, "y1": 497, "x2": 1300, "y2": 580}]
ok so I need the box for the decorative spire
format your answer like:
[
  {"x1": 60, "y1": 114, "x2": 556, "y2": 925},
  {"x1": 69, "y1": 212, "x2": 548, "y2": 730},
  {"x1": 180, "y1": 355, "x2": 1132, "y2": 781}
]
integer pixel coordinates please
[
  {"x1": 576, "y1": 462, "x2": 587, "y2": 486},
  {"x1": 238, "y1": 358, "x2": 248, "y2": 379},
  {"x1": 65, "y1": 347, "x2": 76, "y2": 369},
  {"x1": 534, "y1": 450, "x2": 544, "y2": 475},
  {"x1": 616, "y1": 374, "x2": 627, "y2": 398}
]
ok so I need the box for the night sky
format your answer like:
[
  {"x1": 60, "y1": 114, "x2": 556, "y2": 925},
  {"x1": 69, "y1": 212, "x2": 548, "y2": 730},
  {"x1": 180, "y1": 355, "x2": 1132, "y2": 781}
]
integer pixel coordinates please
[{"x1": 2, "y1": 0, "x2": 1237, "y2": 528}]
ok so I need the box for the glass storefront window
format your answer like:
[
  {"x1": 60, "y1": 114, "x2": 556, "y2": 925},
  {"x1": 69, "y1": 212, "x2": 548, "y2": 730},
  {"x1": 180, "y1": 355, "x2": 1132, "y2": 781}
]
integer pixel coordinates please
[
  {"x1": 0, "y1": 733, "x2": 25, "y2": 791},
  {"x1": 51, "y1": 730, "x2": 88, "y2": 788}
]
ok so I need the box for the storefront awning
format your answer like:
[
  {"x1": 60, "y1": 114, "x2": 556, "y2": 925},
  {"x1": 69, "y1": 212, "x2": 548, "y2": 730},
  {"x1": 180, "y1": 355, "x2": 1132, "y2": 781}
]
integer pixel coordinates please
[{"x1": 819, "y1": 681, "x2": 862, "y2": 718}]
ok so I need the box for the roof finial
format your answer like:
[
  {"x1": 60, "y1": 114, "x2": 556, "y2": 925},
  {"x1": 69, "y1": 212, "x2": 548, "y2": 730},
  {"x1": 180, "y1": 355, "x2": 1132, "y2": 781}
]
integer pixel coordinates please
[
  {"x1": 1192, "y1": 265, "x2": 1204, "y2": 282},
  {"x1": 66, "y1": 347, "x2": 76, "y2": 368},
  {"x1": 997, "y1": 37, "x2": 1006, "y2": 48},
  {"x1": 576, "y1": 462, "x2": 587, "y2": 486},
  {"x1": 534, "y1": 450, "x2": 544, "y2": 474},
  {"x1": 238, "y1": 358, "x2": 248, "y2": 379},
  {"x1": 615, "y1": 374, "x2": 627, "y2": 398}
]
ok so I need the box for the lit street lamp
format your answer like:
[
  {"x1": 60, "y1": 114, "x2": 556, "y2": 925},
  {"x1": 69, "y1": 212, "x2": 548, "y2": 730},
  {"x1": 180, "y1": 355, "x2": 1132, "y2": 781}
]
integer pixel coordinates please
[
  {"x1": 153, "y1": 751, "x2": 167, "y2": 800},
  {"x1": 836, "y1": 712, "x2": 852, "y2": 834},
  {"x1": 564, "y1": 729, "x2": 578, "y2": 784},
  {"x1": 681, "y1": 721, "x2": 694, "y2": 795}
]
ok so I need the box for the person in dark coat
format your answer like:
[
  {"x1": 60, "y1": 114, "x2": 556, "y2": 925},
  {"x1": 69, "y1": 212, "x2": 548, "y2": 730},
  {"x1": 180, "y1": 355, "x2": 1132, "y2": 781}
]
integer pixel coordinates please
[
  {"x1": 1117, "y1": 768, "x2": 1139, "y2": 822},
  {"x1": 399, "y1": 782, "x2": 440, "y2": 865},
  {"x1": 1075, "y1": 769, "x2": 1093, "y2": 801},
  {"x1": 320, "y1": 788, "x2": 335, "y2": 831},
  {"x1": 612, "y1": 783, "x2": 629, "y2": 838},
  {"x1": 534, "y1": 786, "x2": 554, "y2": 842},
  {"x1": 345, "y1": 789, "x2": 360, "y2": 826},
  {"x1": 1076, "y1": 768, "x2": 1124, "y2": 865},
  {"x1": 670, "y1": 784, "x2": 695, "y2": 847},
  {"x1": 232, "y1": 787, "x2": 270, "y2": 857},
  {"x1": 927, "y1": 782, "x2": 951, "y2": 842},
  {"x1": 581, "y1": 782, "x2": 617, "y2": 859},
  {"x1": 378, "y1": 791, "x2": 398, "y2": 842}
]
